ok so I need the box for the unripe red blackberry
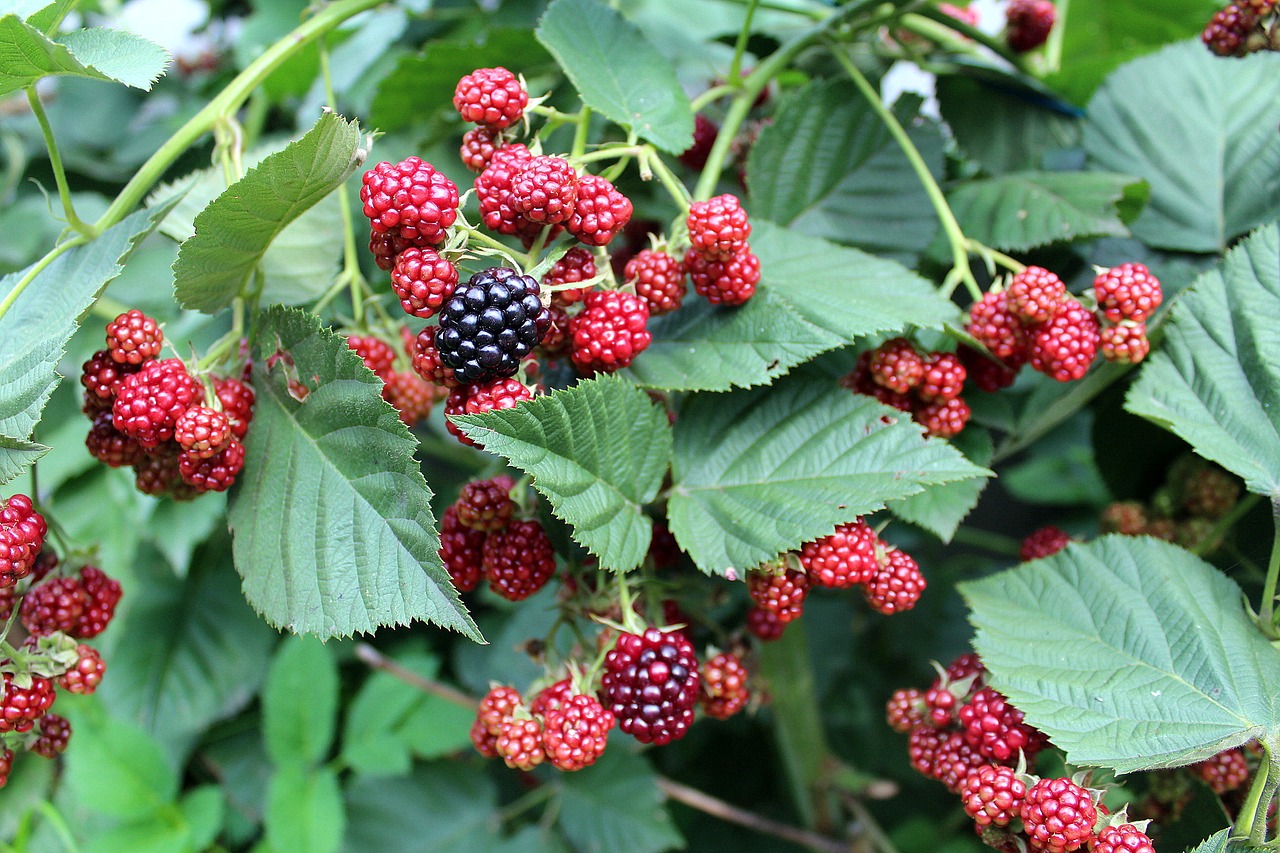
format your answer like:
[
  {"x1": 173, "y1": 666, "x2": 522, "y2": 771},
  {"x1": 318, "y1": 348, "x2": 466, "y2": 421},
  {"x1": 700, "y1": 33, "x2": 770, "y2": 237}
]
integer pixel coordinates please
[
  {"x1": 1092, "y1": 263, "x2": 1163, "y2": 323},
  {"x1": 368, "y1": 229, "x2": 414, "y2": 271},
  {"x1": 382, "y1": 370, "x2": 434, "y2": 427},
  {"x1": 1020, "y1": 777, "x2": 1098, "y2": 853},
  {"x1": 908, "y1": 724, "x2": 949, "y2": 778},
  {"x1": 0, "y1": 748, "x2": 12, "y2": 788},
  {"x1": 1182, "y1": 464, "x2": 1241, "y2": 520},
  {"x1": 700, "y1": 652, "x2": 750, "y2": 720},
  {"x1": 361, "y1": 156, "x2": 459, "y2": 247},
  {"x1": 1101, "y1": 501, "x2": 1147, "y2": 536},
  {"x1": 455, "y1": 476, "x2": 516, "y2": 533},
  {"x1": 1203, "y1": 4, "x2": 1258, "y2": 56},
  {"x1": 0, "y1": 672, "x2": 56, "y2": 733},
  {"x1": 864, "y1": 547, "x2": 925, "y2": 614},
  {"x1": 112, "y1": 358, "x2": 201, "y2": 449},
  {"x1": 1006, "y1": 266, "x2": 1067, "y2": 324},
  {"x1": 470, "y1": 717, "x2": 500, "y2": 758},
  {"x1": 496, "y1": 716, "x2": 545, "y2": 770},
  {"x1": 961, "y1": 764, "x2": 1026, "y2": 828},
  {"x1": 390, "y1": 248, "x2": 458, "y2": 319},
  {"x1": 1192, "y1": 747, "x2": 1250, "y2": 793},
  {"x1": 544, "y1": 247, "x2": 597, "y2": 306},
  {"x1": 542, "y1": 693, "x2": 615, "y2": 771},
  {"x1": 679, "y1": 114, "x2": 719, "y2": 170},
  {"x1": 346, "y1": 334, "x2": 397, "y2": 380},
  {"x1": 886, "y1": 688, "x2": 926, "y2": 733},
  {"x1": 958, "y1": 345, "x2": 1021, "y2": 393},
  {"x1": 966, "y1": 290, "x2": 1028, "y2": 363},
  {"x1": 179, "y1": 439, "x2": 245, "y2": 493},
  {"x1": 75, "y1": 566, "x2": 122, "y2": 638},
  {"x1": 214, "y1": 377, "x2": 255, "y2": 440},
  {"x1": 410, "y1": 326, "x2": 460, "y2": 389},
  {"x1": 1028, "y1": 299, "x2": 1100, "y2": 382},
  {"x1": 1090, "y1": 823, "x2": 1155, "y2": 853},
  {"x1": 1099, "y1": 321, "x2": 1150, "y2": 365},
  {"x1": 844, "y1": 351, "x2": 915, "y2": 411},
  {"x1": 439, "y1": 505, "x2": 485, "y2": 592},
  {"x1": 175, "y1": 406, "x2": 232, "y2": 459},
  {"x1": 452, "y1": 377, "x2": 537, "y2": 448},
  {"x1": 918, "y1": 352, "x2": 967, "y2": 403},
  {"x1": 85, "y1": 411, "x2": 145, "y2": 468},
  {"x1": 482, "y1": 519, "x2": 557, "y2": 601},
  {"x1": 868, "y1": 338, "x2": 925, "y2": 393},
  {"x1": 460, "y1": 127, "x2": 500, "y2": 172},
  {"x1": 746, "y1": 567, "x2": 809, "y2": 623},
  {"x1": 1006, "y1": 0, "x2": 1056, "y2": 52},
  {"x1": 570, "y1": 289, "x2": 652, "y2": 373},
  {"x1": 600, "y1": 627, "x2": 700, "y2": 745},
  {"x1": 81, "y1": 349, "x2": 141, "y2": 413},
  {"x1": 105, "y1": 309, "x2": 164, "y2": 365},
  {"x1": 798, "y1": 519, "x2": 879, "y2": 588},
  {"x1": 475, "y1": 144, "x2": 541, "y2": 243},
  {"x1": 530, "y1": 678, "x2": 574, "y2": 718},
  {"x1": 20, "y1": 576, "x2": 87, "y2": 636},
  {"x1": 1, "y1": 494, "x2": 47, "y2": 588},
  {"x1": 132, "y1": 451, "x2": 186, "y2": 498},
  {"x1": 566, "y1": 175, "x2": 633, "y2": 247},
  {"x1": 453, "y1": 67, "x2": 528, "y2": 129},
  {"x1": 511, "y1": 156, "x2": 579, "y2": 225},
  {"x1": 934, "y1": 731, "x2": 988, "y2": 792},
  {"x1": 686, "y1": 194, "x2": 751, "y2": 260},
  {"x1": 32, "y1": 713, "x2": 71, "y2": 758},
  {"x1": 914, "y1": 396, "x2": 971, "y2": 439},
  {"x1": 958, "y1": 687, "x2": 1039, "y2": 763},
  {"x1": 746, "y1": 605, "x2": 786, "y2": 641},
  {"x1": 684, "y1": 246, "x2": 760, "y2": 306},
  {"x1": 1020, "y1": 525, "x2": 1073, "y2": 561},
  {"x1": 625, "y1": 249, "x2": 686, "y2": 315},
  {"x1": 58, "y1": 644, "x2": 106, "y2": 694}
]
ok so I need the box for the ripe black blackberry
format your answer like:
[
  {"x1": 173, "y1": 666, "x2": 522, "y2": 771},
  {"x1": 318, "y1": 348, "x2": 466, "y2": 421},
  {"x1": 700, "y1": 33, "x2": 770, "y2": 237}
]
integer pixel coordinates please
[{"x1": 435, "y1": 267, "x2": 550, "y2": 384}]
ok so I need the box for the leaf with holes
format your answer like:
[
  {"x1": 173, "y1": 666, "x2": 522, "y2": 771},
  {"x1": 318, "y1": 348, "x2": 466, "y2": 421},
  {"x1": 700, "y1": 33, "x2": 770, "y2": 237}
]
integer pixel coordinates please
[
  {"x1": 962, "y1": 536, "x2": 1280, "y2": 773},
  {"x1": 229, "y1": 306, "x2": 480, "y2": 641},
  {"x1": 454, "y1": 374, "x2": 673, "y2": 572},
  {"x1": 536, "y1": 0, "x2": 693, "y2": 153},
  {"x1": 1127, "y1": 225, "x2": 1280, "y2": 498},
  {"x1": 0, "y1": 14, "x2": 169, "y2": 96},
  {"x1": 173, "y1": 112, "x2": 364, "y2": 313},
  {"x1": 669, "y1": 377, "x2": 989, "y2": 574}
]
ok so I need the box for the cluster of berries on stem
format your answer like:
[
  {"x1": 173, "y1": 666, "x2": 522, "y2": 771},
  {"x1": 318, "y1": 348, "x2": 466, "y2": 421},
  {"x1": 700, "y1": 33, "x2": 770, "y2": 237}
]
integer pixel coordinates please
[
  {"x1": 1202, "y1": 0, "x2": 1279, "y2": 56},
  {"x1": 844, "y1": 339, "x2": 972, "y2": 438}
]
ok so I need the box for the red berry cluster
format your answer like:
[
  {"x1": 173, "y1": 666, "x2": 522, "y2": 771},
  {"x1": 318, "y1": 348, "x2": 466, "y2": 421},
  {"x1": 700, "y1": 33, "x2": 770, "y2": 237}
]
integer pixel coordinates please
[
  {"x1": 0, "y1": 548, "x2": 118, "y2": 788},
  {"x1": 1, "y1": 494, "x2": 47, "y2": 589},
  {"x1": 684, "y1": 194, "x2": 759, "y2": 306},
  {"x1": 1099, "y1": 454, "x2": 1240, "y2": 552},
  {"x1": 1005, "y1": 0, "x2": 1056, "y2": 52},
  {"x1": 472, "y1": 681, "x2": 615, "y2": 772},
  {"x1": 1019, "y1": 525, "x2": 1073, "y2": 561},
  {"x1": 1202, "y1": 0, "x2": 1277, "y2": 56},
  {"x1": 81, "y1": 311, "x2": 253, "y2": 499},
  {"x1": 437, "y1": 475, "x2": 557, "y2": 601},
  {"x1": 1190, "y1": 747, "x2": 1251, "y2": 794},
  {"x1": 844, "y1": 338, "x2": 971, "y2": 438},
  {"x1": 344, "y1": 331, "x2": 436, "y2": 428}
]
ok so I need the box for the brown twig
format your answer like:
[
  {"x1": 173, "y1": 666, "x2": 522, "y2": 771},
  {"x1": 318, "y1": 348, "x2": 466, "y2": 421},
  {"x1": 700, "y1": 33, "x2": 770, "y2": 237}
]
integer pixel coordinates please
[
  {"x1": 353, "y1": 642, "x2": 479, "y2": 710},
  {"x1": 656, "y1": 776, "x2": 856, "y2": 853}
]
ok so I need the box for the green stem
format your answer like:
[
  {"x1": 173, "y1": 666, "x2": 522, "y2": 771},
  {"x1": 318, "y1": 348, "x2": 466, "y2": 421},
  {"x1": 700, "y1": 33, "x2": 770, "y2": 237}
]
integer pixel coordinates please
[
  {"x1": 1236, "y1": 745, "x2": 1277, "y2": 842},
  {"x1": 729, "y1": 0, "x2": 761, "y2": 83},
  {"x1": 41, "y1": 0, "x2": 79, "y2": 36},
  {"x1": 913, "y1": 4, "x2": 1029, "y2": 70},
  {"x1": 1043, "y1": 0, "x2": 1069, "y2": 73},
  {"x1": 1261, "y1": 499, "x2": 1280, "y2": 639},
  {"x1": 688, "y1": 84, "x2": 736, "y2": 114},
  {"x1": 0, "y1": 236, "x2": 85, "y2": 321},
  {"x1": 829, "y1": 44, "x2": 980, "y2": 301},
  {"x1": 90, "y1": 0, "x2": 384, "y2": 235},
  {"x1": 36, "y1": 803, "x2": 79, "y2": 853},
  {"x1": 26, "y1": 87, "x2": 91, "y2": 235},
  {"x1": 642, "y1": 147, "x2": 692, "y2": 212},
  {"x1": 1192, "y1": 492, "x2": 1262, "y2": 558},
  {"x1": 573, "y1": 144, "x2": 642, "y2": 165},
  {"x1": 319, "y1": 39, "x2": 369, "y2": 327},
  {"x1": 571, "y1": 106, "x2": 592, "y2": 159}
]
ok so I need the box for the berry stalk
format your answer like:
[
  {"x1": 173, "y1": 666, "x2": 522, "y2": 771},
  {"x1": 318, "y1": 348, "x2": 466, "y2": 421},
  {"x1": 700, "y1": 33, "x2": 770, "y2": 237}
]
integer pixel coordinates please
[
  {"x1": 1261, "y1": 498, "x2": 1280, "y2": 639},
  {"x1": 25, "y1": 87, "x2": 91, "y2": 237}
]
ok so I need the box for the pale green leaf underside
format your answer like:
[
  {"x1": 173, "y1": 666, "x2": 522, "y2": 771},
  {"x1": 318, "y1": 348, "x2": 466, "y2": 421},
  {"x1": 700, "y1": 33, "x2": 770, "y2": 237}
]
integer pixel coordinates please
[
  {"x1": 0, "y1": 434, "x2": 47, "y2": 484},
  {"x1": 0, "y1": 204, "x2": 171, "y2": 480},
  {"x1": 455, "y1": 374, "x2": 673, "y2": 572},
  {"x1": 173, "y1": 112, "x2": 364, "y2": 313},
  {"x1": 228, "y1": 307, "x2": 479, "y2": 641},
  {"x1": 1085, "y1": 42, "x2": 1280, "y2": 253},
  {"x1": 669, "y1": 378, "x2": 989, "y2": 573},
  {"x1": 948, "y1": 171, "x2": 1136, "y2": 252},
  {"x1": 535, "y1": 0, "x2": 693, "y2": 154},
  {"x1": 962, "y1": 536, "x2": 1280, "y2": 773},
  {"x1": 748, "y1": 81, "x2": 942, "y2": 259},
  {"x1": 0, "y1": 15, "x2": 169, "y2": 95},
  {"x1": 1127, "y1": 224, "x2": 1280, "y2": 498}
]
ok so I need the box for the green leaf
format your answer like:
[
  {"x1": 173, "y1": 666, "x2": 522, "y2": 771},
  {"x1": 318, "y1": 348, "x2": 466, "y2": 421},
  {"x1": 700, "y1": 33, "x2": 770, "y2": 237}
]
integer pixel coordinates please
[
  {"x1": 230, "y1": 306, "x2": 479, "y2": 641},
  {"x1": 0, "y1": 433, "x2": 47, "y2": 484},
  {"x1": 621, "y1": 290, "x2": 840, "y2": 392},
  {"x1": 748, "y1": 82, "x2": 942, "y2": 261},
  {"x1": 962, "y1": 536, "x2": 1280, "y2": 773},
  {"x1": 947, "y1": 171, "x2": 1140, "y2": 252},
  {"x1": 752, "y1": 220, "x2": 961, "y2": 341},
  {"x1": 180, "y1": 786, "x2": 225, "y2": 851},
  {"x1": 263, "y1": 636, "x2": 339, "y2": 767},
  {"x1": 0, "y1": 203, "x2": 171, "y2": 477},
  {"x1": 81, "y1": 817, "x2": 189, "y2": 853},
  {"x1": 889, "y1": 426, "x2": 993, "y2": 541},
  {"x1": 369, "y1": 29, "x2": 551, "y2": 133},
  {"x1": 1046, "y1": 0, "x2": 1219, "y2": 106},
  {"x1": 343, "y1": 764, "x2": 505, "y2": 853},
  {"x1": 266, "y1": 766, "x2": 344, "y2": 853},
  {"x1": 0, "y1": 15, "x2": 169, "y2": 96},
  {"x1": 558, "y1": 749, "x2": 683, "y2": 853},
  {"x1": 935, "y1": 75, "x2": 1081, "y2": 174},
  {"x1": 99, "y1": 536, "x2": 276, "y2": 755},
  {"x1": 669, "y1": 377, "x2": 989, "y2": 574},
  {"x1": 172, "y1": 112, "x2": 364, "y2": 313},
  {"x1": 64, "y1": 711, "x2": 177, "y2": 820},
  {"x1": 1185, "y1": 830, "x2": 1249, "y2": 853},
  {"x1": 535, "y1": 0, "x2": 693, "y2": 154},
  {"x1": 455, "y1": 375, "x2": 673, "y2": 572},
  {"x1": 1084, "y1": 43, "x2": 1280, "y2": 253},
  {"x1": 1127, "y1": 225, "x2": 1280, "y2": 498}
]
